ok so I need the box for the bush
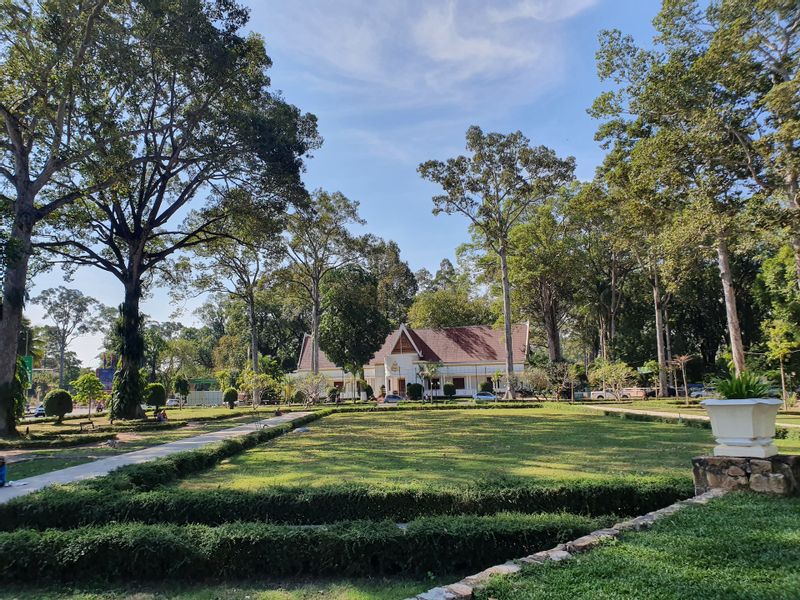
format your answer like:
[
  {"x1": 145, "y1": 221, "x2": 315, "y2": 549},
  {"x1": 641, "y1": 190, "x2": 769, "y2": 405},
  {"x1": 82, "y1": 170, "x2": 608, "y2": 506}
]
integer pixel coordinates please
[
  {"x1": 43, "y1": 389, "x2": 73, "y2": 423},
  {"x1": 292, "y1": 390, "x2": 305, "y2": 404},
  {"x1": 0, "y1": 476, "x2": 693, "y2": 531},
  {"x1": 144, "y1": 383, "x2": 167, "y2": 414},
  {"x1": 0, "y1": 512, "x2": 600, "y2": 582},
  {"x1": 327, "y1": 386, "x2": 341, "y2": 402},
  {"x1": 443, "y1": 383, "x2": 456, "y2": 399},
  {"x1": 223, "y1": 388, "x2": 238, "y2": 409},
  {"x1": 407, "y1": 383, "x2": 423, "y2": 400},
  {"x1": 480, "y1": 381, "x2": 494, "y2": 393},
  {"x1": 364, "y1": 384, "x2": 374, "y2": 399}
]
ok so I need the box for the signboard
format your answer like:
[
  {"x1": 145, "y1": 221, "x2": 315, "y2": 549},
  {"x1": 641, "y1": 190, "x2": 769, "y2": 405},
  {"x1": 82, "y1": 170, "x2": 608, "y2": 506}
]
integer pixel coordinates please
[
  {"x1": 96, "y1": 367, "x2": 116, "y2": 391},
  {"x1": 22, "y1": 355, "x2": 32, "y2": 389}
]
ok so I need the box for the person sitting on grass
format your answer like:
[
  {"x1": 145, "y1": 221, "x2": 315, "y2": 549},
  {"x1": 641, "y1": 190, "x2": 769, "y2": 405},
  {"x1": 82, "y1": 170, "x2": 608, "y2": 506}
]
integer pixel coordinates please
[{"x1": 157, "y1": 410, "x2": 168, "y2": 422}]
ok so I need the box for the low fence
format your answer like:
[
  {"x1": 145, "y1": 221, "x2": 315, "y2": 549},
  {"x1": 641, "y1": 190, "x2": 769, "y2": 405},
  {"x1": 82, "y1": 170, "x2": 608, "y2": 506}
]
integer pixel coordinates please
[{"x1": 186, "y1": 390, "x2": 223, "y2": 406}]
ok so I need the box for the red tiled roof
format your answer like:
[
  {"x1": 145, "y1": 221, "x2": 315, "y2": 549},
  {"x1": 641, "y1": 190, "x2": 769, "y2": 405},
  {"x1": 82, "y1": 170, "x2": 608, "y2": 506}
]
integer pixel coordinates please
[{"x1": 296, "y1": 324, "x2": 528, "y2": 371}]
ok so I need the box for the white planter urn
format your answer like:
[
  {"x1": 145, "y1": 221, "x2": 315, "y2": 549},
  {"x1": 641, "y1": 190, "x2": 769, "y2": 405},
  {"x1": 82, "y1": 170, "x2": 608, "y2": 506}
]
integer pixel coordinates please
[{"x1": 701, "y1": 398, "x2": 782, "y2": 458}]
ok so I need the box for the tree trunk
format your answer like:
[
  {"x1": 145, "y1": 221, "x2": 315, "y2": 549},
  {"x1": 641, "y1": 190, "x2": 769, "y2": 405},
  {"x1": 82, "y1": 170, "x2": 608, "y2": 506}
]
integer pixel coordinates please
[
  {"x1": 248, "y1": 293, "x2": 260, "y2": 408},
  {"x1": 780, "y1": 359, "x2": 787, "y2": 411},
  {"x1": 498, "y1": 247, "x2": 516, "y2": 399},
  {"x1": 542, "y1": 299, "x2": 563, "y2": 363},
  {"x1": 111, "y1": 280, "x2": 146, "y2": 420},
  {"x1": 663, "y1": 303, "x2": 675, "y2": 389},
  {"x1": 716, "y1": 237, "x2": 746, "y2": 375},
  {"x1": 311, "y1": 278, "x2": 320, "y2": 374},
  {"x1": 652, "y1": 270, "x2": 668, "y2": 397},
  {"x1": 59, "y1": 342, "x2": 66, "y2": 389},
  {"x1": 0, "y1": 193, "x2": 35, "y2": 436}
]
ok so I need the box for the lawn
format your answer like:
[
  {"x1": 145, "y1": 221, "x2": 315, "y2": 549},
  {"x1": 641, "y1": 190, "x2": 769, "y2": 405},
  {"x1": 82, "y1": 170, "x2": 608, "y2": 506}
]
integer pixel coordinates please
[
  {"x1": 0, "y1": 577, "x2": 444, "y2": 599},
  {"x1": 477, "y1": 492, "x2": 800, "y2": 600},
  {"x1": 592, "y1": 400, "x2": 800, "y2": 426},
  {"x1": 4, "y1": 410, "x2": 280, "y2": 481},
  {"x1": 179, "y1": 405, "x2": 800, "y2": 491}
]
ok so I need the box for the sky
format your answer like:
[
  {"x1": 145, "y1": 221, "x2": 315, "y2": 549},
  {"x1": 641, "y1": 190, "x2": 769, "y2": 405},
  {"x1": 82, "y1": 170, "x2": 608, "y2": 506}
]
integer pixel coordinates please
[{"x1": 27, "y1": 0, "x2": 661, "y2": 366}]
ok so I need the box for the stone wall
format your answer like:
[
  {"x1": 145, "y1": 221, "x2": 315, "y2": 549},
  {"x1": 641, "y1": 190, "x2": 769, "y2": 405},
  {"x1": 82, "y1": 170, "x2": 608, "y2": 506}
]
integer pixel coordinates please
[{"x1": 692, "y1": 455, "x2": 800, "y2": 496}]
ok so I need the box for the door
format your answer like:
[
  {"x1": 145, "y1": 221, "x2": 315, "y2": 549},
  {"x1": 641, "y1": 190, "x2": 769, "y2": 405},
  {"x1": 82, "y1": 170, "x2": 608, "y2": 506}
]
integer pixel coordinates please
[{"x1": 398, "y1": 378, "x2": 406, "y2": 394}]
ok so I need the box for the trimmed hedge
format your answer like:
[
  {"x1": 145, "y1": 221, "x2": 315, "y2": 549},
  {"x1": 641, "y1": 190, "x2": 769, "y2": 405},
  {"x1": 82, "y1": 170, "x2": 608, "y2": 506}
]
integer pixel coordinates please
[
  {"x1": 0, "y1": 432, "x2": 116, "y2": 450},
  {"x1": 0, "y1": 512, "x2": 601, "y2": 582},
  {"x1": 0, "y1": 477, "x2": 693, "y2": 531}
]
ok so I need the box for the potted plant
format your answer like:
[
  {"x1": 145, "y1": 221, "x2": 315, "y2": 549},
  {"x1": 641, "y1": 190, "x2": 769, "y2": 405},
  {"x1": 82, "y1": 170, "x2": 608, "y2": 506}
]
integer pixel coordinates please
[{"x1": 701, "y1": 372, "x2": 782, "y2": 458}]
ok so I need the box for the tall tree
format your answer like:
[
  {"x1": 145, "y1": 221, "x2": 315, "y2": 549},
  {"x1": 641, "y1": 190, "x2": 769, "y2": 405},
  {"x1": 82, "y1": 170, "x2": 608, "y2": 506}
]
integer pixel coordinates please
[
  {"x1": 407, "y1": 287, "x2": 497, "y2": 329},
  {"x1": 38, "y1": 1, "x2": 318, "y2": 418},
  {"x1": 319, "y1": 266, "x2": 392, "y2": 399},
  {"x1": 190, "y1": 189, "x2": 286, "y2": 404},
  {"x1": 285, "y1": 190, "x2": 366, "y2": 373},
  {"x1": 419, "y1": 126, "x2": 574, "y2": 397},
  {"x1": 0, "y1": 0, "x2": 128, "y2": 434},
  {"x1": 32, "y1": 287, "x2": 101, "y2": 387},
  {"x1": 365, "y1": 240, "x2": 417, "y2": 327}
]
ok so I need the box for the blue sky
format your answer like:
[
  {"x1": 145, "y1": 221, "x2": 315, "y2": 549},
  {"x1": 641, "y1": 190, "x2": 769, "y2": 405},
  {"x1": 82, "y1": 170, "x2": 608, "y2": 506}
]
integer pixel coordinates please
[{"x1": 28, "y1": 0, "x2": 660, "y2": 365}]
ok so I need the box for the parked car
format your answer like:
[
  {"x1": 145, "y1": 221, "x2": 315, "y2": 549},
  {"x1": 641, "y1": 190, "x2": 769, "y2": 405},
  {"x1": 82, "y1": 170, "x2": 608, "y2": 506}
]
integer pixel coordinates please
[
  {"x1": 33, "y1": 404, "x2": 45, "y2": 417},
  {"x1": 473, "y1": 391, "x2": 497, "y2": 402},
  {"x1": 166, "y1": 398, "x2": 180, "y2": 407},
  {"x1": 383, "y1": 394, "x2": 403, "y2": 404}
]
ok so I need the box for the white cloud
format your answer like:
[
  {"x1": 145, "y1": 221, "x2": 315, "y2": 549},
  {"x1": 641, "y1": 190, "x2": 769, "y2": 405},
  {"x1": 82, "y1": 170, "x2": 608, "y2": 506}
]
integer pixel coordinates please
[
  {"x1": 488, "y1": 0, "x2": 598, "y2": 23},
  {"x1": 248, "y1": 0, "x2": 594, "y2": 109}
]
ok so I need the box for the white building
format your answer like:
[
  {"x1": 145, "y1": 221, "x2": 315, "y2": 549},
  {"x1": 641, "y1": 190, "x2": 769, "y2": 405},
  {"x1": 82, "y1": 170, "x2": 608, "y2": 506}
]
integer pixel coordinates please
[{"x1": 295, "y1": 323, "x2": 529, "y2": 397}]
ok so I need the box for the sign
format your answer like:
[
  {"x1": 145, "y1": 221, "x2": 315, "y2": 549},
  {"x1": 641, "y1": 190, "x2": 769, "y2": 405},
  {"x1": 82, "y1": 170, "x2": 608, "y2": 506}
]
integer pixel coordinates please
[
  {"x1": 96, "y1": 367, "x2": 115, "y2": 391},
  {"x1": 22, "y1": 355, "x2": 32, "y2": 389}
]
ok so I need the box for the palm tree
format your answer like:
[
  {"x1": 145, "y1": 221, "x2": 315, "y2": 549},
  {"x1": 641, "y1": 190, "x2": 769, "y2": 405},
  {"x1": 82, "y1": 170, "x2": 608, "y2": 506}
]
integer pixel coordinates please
[
  {"x1": 672, "y1": 355, "x2": 693, "y2": 407},
  {"x1": 416, "y1": 362, "x2": 441, "y2": 402}
]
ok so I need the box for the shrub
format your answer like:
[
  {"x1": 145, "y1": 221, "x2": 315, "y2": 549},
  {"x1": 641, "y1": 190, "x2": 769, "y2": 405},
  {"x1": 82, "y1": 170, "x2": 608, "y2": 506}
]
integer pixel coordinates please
[
  {"x1": 292, "y1": 390, "x2": 305, "y2": 404},
  {"x1": 443, "y1": 383, "x2": 456, "y2": 399},
  {"x1": 0, "y1": 513, "x2": 600, "y2": 582},
  {"x1": 223, "y1": 388, "x2": 238, "y2": 409},
  {"x1": 43, "y1": 389, "x2": 73, "y2": 423},
  {"x1": 407, "y1": 383, "x2": 423, "y2": 400},
  {"x1": 715, "y1": 372, "x2": 770, "y2": 399},
  {"x1": 480, "y1": 381, "x2": 494, "y2": 393},
  {"x1": 364, "y1": 384, "x2": 374, "y2": 399},
  {"x1": 0, "y1": 476, "x2": 692, "y2": 531},
  {"x1": 144, "y1": 383, "x2": 167, "y2": 414},
  {"x1": 327, "y1": 386, "x2": 341, "y2": 402}
]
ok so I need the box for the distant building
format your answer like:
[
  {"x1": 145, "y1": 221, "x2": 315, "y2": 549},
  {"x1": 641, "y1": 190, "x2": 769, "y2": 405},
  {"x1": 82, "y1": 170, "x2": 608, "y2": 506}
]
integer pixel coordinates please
[{"x1": 295, "y1": 323, "x2": 529, "y2": 397}]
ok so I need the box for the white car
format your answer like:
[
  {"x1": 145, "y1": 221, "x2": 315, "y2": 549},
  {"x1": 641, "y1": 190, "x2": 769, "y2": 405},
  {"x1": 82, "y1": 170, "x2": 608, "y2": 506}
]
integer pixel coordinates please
[
  {"x1": 473, "y1": 391, "x2": 497, "y2": 402},
  {"x1": 383, "y1": 394, "x2": 403, "y2": 404}
]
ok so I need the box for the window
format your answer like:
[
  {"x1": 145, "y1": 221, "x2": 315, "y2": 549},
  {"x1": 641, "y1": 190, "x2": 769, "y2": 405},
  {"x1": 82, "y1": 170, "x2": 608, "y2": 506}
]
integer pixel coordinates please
[
  {"x1": 431, "y1": 378, "x2": 440, "y2": 390},
  {"x1": 333, "y1": 381, "x2": 343, "y2": 389},
  {"x1": 453, "y1": 377, "x2": 465, "y2": 389}
]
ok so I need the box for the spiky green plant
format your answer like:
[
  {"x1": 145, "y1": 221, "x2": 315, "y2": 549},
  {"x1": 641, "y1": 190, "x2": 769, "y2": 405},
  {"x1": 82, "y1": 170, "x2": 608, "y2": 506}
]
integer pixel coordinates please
[{"x1": 715, "y1": 372, "x2": 770, "y2": 399}]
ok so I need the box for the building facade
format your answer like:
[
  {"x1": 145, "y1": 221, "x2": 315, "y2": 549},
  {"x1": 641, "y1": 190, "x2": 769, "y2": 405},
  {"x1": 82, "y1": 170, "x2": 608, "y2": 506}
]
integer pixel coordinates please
[{"x1": 295, "y1": 323, "x2": 529, "y2": 397}]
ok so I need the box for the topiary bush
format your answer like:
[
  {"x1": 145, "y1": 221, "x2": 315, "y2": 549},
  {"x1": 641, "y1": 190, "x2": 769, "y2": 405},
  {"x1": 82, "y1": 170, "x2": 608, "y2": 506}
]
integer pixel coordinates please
[
  {"x1": 327, "y1": 386, "x2": 341, "y2": 403},
  {"x1": 292, "y1": 390, "x2": 305, "y2": 404},
  {"x1": 443, "y1": 383, "x2": 456, "y2": 399},
  {"x1": 43, "y1": 389, "x2": 73, "y2": 423},
  {"x1": 223, "y1": 388, "x2": 238, "y2": 409},
  {"x1": 480, "y1": 381, "x2": 494, "y2": 393},
  {"x1": 144, "y1": 383, "x2": 167, "y2": 415},
  {"x1": 364, "y1": 384, "x2": 374, "y2": 399},
  {"x1": 407, "y1": 383, "x2": 423, "y2": 400}
]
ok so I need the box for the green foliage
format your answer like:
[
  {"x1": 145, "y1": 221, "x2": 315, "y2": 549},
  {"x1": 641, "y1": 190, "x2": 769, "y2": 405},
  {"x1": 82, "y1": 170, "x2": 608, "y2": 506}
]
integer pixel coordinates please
[
  {"x1": 588, "y1": 360, "x2": 636, "y2": 400},
  {"x1": 43, "y1": 389, "x2": 73, "y2": 422},
  {"x1": 407, "y1": 288, "x2": 497, "y2": 329},
  {"x1": 110, "y1": 297, "x2": 145, "y2": 420},
  {"x1": 443, "y1": 383, "x2": 456, "y2": 399},
  {"x1": 12, "y1": 357, "x2": 28, "y2": 419},
  {"x1": 173, "y1": 373, "x2": 190, "y2": 402},
  {"x1": 223, "y1": 388, "x2": 238, "y2": 409},
  {"x1": 69, "y1": 373, "x2": 105, "y2": 407},
  {"x1": 715, "y1": 372, "x2": 771, "y2": 400},
  {"x1": 480, "y1": 380, "x2": 494, "y2": 393},
  {"x1": 364, "y1": 384, "x2": 374, "y2": 399},
  {"x1": 327, "y1": 386, "x2": 341, "y2": 402},
  {"x1": 319, "y1": 266, "x2": 392, "y2": 376},
  {"x1": 0, "y1": 513, "x2": 599, "y2": 582},
  {"x1": 406, "y1": 383, "x2": 423, "y2": 400},
  {"x1": 144, "y1": 383, "x2": 167, "y2": 412},
  {"x1": 0, "y1": 477, "x2": 691, "y2": 532}
]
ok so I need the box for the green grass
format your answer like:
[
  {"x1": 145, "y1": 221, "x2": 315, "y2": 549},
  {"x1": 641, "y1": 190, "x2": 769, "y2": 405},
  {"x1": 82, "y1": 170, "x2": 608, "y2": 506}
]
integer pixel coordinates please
[
  {"x1": 477, "y1": 492, "x2": 800, "y2": 600},
  {"x1": 178, "y1": 405, "x2": 800, "y2": 491},
  {"x1": 0, "y1": 577, "x2": 443, "y2": 599},
  {"x1": 5, "y1": 456, "x2": 94, "y2": 479},
  {"x1": 593, "y1": 400, "x2": 800, "y2": 426}
]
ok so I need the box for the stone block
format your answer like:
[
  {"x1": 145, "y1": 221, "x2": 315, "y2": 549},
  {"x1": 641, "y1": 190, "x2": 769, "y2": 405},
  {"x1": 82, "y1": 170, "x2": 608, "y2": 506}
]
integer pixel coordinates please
[
  {"x1": 750, "y1": 459, "x2": 772, "y2": 475},
  {"x1": 444, "y1": 583, "x2": 473, "y2": 599},
  {"x1": 726, "y1": 465, "x2": 746, "y2": 477}
]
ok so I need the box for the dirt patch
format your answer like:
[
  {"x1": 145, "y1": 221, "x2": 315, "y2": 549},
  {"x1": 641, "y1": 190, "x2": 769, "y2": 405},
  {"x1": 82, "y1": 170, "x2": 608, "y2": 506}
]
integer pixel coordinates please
[{"x1": 115, "y1": 432, "x2": 143, "y2": 443}]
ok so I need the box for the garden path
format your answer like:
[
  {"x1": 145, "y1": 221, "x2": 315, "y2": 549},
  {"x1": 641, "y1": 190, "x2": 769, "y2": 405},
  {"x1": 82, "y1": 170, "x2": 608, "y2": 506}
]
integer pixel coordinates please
[
  {"x1": 0, "y1": 411, "x2": 311, "y2": 504},
  {"x1": 583, "y1": 404, "x2": 800, "y2": 429}
]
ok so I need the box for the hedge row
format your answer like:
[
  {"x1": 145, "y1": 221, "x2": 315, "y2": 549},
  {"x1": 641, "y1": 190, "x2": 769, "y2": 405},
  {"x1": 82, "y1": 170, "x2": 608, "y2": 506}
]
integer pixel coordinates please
[
  {"x1": 603, "y1": 409, "x2": 800, "y2": 440},
  {"x1": 0, "y1": 432, "x2": 116, "y2": 450},
  {"x1": 0, "y1": 477, "x2": 693, "y2": 531},
  {"x1": 0, "y1": 512, "x2": 601, "y2": 581},
  {"x1": 17, "y1": 411, "x2": 108, "y2": 425}
]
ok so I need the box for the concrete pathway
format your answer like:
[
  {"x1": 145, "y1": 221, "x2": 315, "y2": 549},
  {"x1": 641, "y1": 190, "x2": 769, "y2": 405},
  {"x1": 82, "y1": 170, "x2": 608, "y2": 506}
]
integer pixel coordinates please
[
  {"x1": 0, "y1": 412, "x2": 311, "y2": 504},
  {"x1": 583, "y1": 404, "x2": 800, "y2": 429}
]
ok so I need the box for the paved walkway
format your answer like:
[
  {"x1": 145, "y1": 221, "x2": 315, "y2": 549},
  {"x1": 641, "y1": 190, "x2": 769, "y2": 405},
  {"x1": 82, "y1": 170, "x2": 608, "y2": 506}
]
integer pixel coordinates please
[
  {"x1": 583, "y1": 404, "x2": 800, "y2": 429},
  {"x1": 0, "y1": 412, "x2": 311, "y2": 504}
]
